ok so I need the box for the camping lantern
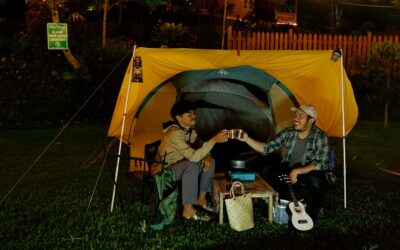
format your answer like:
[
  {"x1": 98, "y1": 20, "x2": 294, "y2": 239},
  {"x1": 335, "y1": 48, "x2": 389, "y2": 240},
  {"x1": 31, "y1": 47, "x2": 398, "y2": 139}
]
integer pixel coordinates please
[
  {"x1": 331, "y1": 49, "x2": 342, "y2": 62},
  {"x1": 132, "y1": 56, "x2": 143, "y2": 82}
]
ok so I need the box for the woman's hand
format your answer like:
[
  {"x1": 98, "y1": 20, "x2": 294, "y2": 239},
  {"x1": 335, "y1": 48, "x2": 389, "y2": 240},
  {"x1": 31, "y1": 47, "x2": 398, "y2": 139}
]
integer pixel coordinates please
[{"x1": 202, "y1": 154, "x2": 213, "y2": 172}]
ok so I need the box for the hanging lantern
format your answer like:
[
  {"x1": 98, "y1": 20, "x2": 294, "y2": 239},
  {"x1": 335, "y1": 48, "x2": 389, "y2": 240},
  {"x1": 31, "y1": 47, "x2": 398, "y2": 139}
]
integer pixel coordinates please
[
  {"x1": 331, "y1": 49, "x2": 342, "y2": 62},
  {"x1": 132, "y1": 56, "x2": 143, "y2": 82}
]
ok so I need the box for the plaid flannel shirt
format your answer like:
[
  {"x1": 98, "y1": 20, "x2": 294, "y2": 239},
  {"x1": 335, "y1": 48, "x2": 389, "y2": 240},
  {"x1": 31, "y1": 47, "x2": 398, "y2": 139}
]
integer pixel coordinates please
[{"x1": 263, "y1": 126, "x2": 329, "y2": 171}]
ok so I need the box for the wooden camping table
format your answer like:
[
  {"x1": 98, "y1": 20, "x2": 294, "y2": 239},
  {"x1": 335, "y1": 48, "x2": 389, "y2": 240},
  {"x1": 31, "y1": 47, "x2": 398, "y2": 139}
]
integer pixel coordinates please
[{"x1": 212, "y1": 172, "x2": 277, "y2": 224}]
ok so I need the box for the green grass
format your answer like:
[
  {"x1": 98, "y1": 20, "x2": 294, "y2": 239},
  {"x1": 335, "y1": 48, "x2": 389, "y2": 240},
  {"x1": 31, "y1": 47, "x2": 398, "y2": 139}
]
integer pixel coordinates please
[{"x1": 0, "y1": 121, "x2": 399, "y2": 249}]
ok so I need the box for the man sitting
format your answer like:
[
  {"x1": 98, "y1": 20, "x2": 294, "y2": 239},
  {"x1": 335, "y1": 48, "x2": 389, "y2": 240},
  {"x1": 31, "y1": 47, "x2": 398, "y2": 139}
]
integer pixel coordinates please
[
  {"x1": 154, "y1": 100, "x2": 228, "y2": 221},
  {"x1": 236, "y1": 103, "x2": 329, "y2": 219}
]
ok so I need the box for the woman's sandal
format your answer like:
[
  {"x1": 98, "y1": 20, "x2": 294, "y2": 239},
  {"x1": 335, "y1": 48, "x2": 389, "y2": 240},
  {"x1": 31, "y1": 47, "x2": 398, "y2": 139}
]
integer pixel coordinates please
[
  {"x1": 198, "y1": 202, "x2": 216, "y2": 213},
  {"x1": 183, "y1": 210, "x2": 211, "y2": 222}
]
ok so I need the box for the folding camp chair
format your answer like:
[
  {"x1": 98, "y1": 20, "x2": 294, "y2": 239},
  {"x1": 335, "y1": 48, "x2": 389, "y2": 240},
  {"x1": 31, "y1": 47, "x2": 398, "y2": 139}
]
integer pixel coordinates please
[
  {"x1": 327, "y1": 149, "x2": 336, "y2": 183},
  {"x1": 144, "y1": 140, "x2": 162, "y2": 177},
  {"x1": 140, "y1": 140, "x2": 162, "y2": 203},
  {"x1": 324, "y1": 149, "x2": 337, "y2": 208}
]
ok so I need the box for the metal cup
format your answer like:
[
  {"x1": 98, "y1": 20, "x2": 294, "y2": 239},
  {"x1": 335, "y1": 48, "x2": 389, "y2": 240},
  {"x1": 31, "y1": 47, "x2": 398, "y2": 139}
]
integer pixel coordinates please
[
  {"x1": 236, "y1": 129, "x2": 244, "y2": 139},
  {"x1": 228, "y1": 129, "x2": 236, "y2": 139}
]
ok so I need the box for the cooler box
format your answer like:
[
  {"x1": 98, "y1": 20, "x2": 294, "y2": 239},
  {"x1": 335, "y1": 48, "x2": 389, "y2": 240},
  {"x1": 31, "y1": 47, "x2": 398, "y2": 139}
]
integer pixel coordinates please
[{"x1": 273, "y1": 202, "x2": 289, "y2": 225}]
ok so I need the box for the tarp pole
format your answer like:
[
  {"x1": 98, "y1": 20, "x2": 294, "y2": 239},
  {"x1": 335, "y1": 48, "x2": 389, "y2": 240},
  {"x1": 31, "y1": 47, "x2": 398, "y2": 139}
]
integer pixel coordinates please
[
  {"x1": 340, "y1": 48, "x2": 347, "y2": 208},
  {"x1": 110, "y1": 45, "x2": 136, "y2": 212}
]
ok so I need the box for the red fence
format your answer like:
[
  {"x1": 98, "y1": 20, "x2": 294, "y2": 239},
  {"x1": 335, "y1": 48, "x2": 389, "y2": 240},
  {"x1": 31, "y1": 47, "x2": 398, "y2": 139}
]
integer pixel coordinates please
[{"x1": 226, "y1": 26, "x2": 400, "y2": 67}]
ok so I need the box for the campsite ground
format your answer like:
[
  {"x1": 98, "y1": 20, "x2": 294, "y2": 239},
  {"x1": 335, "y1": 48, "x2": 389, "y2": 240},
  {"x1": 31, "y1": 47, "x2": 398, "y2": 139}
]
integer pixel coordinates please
[{"x1": 0, "y1": 120, "x2": 399, "y2": 249}]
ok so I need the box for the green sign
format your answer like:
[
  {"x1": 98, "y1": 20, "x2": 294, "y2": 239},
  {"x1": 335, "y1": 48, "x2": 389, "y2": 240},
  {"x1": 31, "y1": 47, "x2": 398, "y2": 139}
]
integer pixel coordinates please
[{"x1": 47, "y1": 23, "x2": 68, "y2": 50}]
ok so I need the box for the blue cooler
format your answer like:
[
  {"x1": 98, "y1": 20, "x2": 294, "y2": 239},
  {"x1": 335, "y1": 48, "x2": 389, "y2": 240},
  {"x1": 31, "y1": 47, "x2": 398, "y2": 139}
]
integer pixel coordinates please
[{"x1": 273, "y1": 199, "x2": 289, "y2": 225}]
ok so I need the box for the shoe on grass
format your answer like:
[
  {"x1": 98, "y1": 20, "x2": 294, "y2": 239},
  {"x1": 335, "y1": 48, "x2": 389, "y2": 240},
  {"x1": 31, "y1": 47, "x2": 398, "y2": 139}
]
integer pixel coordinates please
[{"x1": 183, "y1": 210, "x2": 211, "y2": 222}]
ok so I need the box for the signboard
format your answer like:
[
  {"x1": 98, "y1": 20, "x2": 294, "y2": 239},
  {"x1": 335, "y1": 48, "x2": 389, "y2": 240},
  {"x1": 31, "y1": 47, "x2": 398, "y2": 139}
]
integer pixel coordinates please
[
  {"x1": 275, "y1": 12, "x2": 297, "y2": 26},
  {"x1": 47, "y1": 23, "x2": 68, "y2": 50},
  {"x1": 275, "y1": 0, "x2": 297, "y2": 26}
]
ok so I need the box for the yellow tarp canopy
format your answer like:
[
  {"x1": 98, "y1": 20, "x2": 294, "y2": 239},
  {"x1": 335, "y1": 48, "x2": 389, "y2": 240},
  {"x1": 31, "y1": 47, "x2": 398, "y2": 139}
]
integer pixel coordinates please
[{"x1": 108, "y1": 48, "x2": 358, "y2": 158}]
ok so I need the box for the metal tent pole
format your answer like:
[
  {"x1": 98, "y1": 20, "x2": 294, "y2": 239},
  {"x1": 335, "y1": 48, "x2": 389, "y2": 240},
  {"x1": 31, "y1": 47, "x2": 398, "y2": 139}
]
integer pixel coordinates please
[
  {"x1": 110, "y1": 45, "x2": 137, "y2": 212},
  {"x1": 339, "y1": 49, "x2": 347, "y2": 208}
]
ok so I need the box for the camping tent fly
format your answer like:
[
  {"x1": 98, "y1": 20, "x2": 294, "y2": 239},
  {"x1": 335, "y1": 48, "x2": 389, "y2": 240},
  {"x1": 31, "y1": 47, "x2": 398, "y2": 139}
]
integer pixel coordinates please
[{"x1": 108, "y1": 48, "x2": 358, "y2": 172}]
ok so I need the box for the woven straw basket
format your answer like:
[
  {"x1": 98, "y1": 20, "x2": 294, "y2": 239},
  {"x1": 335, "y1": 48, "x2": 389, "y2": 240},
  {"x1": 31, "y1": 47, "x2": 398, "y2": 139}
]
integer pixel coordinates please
[{"x1": 224, "y1": 181, "x2": 254, "y2": 231}]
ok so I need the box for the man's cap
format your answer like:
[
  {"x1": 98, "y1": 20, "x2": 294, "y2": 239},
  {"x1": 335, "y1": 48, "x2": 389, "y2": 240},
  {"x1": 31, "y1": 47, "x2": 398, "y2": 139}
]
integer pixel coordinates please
[
  {"x1": 170, "y1": 100, "x2": 196, "y2": 119},
  {"x1": 290, "y1": 103, "x2": 318, "y2": 119}
]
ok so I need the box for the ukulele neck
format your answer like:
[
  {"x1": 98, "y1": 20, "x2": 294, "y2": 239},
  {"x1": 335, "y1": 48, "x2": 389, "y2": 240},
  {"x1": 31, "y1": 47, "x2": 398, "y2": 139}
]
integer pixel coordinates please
[{"x1": 287, "y1": 184, "x2": 299, "y2": 206}]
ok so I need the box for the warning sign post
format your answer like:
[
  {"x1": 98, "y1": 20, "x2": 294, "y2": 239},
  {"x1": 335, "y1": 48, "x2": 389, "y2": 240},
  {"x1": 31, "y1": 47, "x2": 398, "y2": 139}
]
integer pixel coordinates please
[{"x1": 47, "y1": 23, "x2": 68, "y2": 50}]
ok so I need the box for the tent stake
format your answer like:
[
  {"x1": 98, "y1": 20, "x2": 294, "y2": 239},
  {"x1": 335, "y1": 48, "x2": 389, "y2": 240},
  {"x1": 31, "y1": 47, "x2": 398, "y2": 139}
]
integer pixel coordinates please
[{"x1": 110, "y1": 45, "x2": 137, "y2": 212}]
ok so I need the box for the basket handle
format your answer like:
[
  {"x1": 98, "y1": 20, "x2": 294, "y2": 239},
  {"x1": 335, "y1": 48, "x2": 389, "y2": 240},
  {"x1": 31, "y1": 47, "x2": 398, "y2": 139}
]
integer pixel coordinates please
[{"x1": 229, "y1": 181, "x2": 245, "y2": 198}]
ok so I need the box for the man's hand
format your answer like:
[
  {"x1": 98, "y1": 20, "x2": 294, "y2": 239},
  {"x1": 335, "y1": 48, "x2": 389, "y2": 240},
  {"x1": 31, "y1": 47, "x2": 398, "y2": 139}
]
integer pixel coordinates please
[
  {"x1": 211, "y1": 130, "x2": 229, "y2": 143},
  {"x1": 236, "y1": 132, "x2": 249, "y2": 142},
  {"x1": 288, "y1": 165, "x2": 317, "y2": 184},
  {"x1": 288, "y1": 169, "x2": 299, "y2": 184},
  {"x1": 202, "y1": 154, "x2": 213, "y2": 172},
  {"x1": 236, "y1": 131, "x2": 265, "y2": 154}
]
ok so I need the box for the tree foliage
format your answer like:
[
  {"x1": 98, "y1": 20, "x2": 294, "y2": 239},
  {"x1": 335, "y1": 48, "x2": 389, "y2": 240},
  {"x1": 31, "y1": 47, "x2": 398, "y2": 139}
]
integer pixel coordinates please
[
  {"x1": 149, "y1": 21, "x2": 195, "y2": 48},
  {"x1": 0, "y1": 29, "x2": 128, "y2": 127},
  {"x1": 365, "y1": 41, "x2": 400, "y2": 127}
]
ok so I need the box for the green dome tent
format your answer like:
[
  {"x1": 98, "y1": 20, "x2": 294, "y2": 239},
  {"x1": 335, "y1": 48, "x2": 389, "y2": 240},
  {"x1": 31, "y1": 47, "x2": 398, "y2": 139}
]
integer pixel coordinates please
[{"x1": 138, "y1": 65, "x2": 291, "y2": 141}]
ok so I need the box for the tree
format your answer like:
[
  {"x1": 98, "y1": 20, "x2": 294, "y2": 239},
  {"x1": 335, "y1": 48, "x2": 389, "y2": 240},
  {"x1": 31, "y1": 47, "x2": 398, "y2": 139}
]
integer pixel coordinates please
[
  {"x1": 101, "y1": 0, "x2": 122, "y2": 49},
  {"x1": 47, "y1": 0, "x2": 84, "y2": 70},
  {"x1": 297, "y1": 0, "x2": 332, "y2": 32},
  {"x1": 102, "y1": 0, "x2": 109, "y2": 49},
  {"x1": 143, "y1": 0, "x2": 166, "y2": 14},
  {"x1": 149, "y1": 21, "x2": 195, "y2": 48},
  {"x1": 26, "y1": 0, "x2": 85, "y2": 70},
  {"x1": 365, "y1": 41, "x2": 400, "y2": 128},
  {"x1": 76, "y1": 0, "x2": 122, "y2": 49}
]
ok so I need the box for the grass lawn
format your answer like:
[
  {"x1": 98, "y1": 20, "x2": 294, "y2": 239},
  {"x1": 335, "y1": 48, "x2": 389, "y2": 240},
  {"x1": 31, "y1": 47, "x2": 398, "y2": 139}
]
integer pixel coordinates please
[{"x1": 0, "y1": 120, "x2": 399, "y2": 249}]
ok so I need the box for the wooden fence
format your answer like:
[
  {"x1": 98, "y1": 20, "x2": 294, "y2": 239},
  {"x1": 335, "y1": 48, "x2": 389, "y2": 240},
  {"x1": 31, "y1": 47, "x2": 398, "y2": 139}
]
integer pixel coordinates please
[{"x1": 226, "y1": 26, "x2": 400, "y2": 66}]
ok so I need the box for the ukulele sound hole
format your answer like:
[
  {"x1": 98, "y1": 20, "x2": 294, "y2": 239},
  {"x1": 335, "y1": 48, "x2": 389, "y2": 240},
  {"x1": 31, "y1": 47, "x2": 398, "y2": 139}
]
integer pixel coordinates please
[{"x1": 298, "y1": 220, "x2": 309, "y2": 224}]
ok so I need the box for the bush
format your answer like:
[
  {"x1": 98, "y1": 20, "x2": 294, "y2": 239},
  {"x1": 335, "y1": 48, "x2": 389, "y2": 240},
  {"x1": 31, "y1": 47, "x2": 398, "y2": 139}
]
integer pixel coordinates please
[{"x1": 0, "y1": 27, "x2": 129, "y2": 127}]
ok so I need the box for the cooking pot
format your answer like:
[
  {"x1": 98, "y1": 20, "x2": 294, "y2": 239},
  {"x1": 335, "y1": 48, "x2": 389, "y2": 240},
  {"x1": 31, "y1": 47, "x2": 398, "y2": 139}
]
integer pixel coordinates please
[{"x1": 230, "y1": 155, "x2": 258, "y2": 169}]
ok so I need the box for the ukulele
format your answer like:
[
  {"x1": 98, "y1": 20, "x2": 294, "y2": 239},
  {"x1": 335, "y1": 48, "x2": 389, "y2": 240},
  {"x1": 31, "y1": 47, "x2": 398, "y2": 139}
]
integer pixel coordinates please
[{"x1": 278, "y1": 174, "x2": 314, "y2": 231}]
